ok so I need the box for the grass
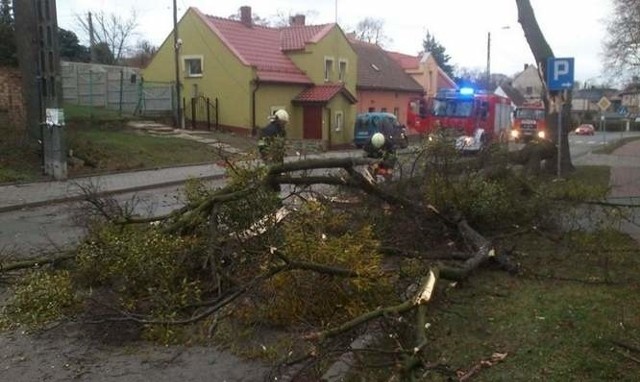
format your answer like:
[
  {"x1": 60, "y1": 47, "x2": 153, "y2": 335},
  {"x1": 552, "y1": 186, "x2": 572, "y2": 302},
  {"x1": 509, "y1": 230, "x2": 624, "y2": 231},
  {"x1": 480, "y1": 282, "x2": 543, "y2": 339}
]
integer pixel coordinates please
[
  {"x1": 593, "y1": 136, "x2": 640, "y2": 155},
  {"x1": 63, "y1": 103, "x2": 133, "y2": 122},
  {"x1": 66, "y1": 124, "x2": 221, "y2": 176},
  {"x1": 418, "y1": 230, "x2": 640, "y2": 381},
  {"x1": 570, "y1": 165, "x2": 610, "y2": 188},
  {"x1": 0, "y1": 103, "x2": 248, "y2": 181}
]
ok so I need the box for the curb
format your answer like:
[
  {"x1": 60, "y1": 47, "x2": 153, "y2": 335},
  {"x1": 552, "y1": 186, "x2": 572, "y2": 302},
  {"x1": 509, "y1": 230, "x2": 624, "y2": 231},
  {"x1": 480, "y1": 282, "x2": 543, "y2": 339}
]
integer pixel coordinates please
[{"x1": 0, "y1": 172, "x2": 227, "y2": 214}]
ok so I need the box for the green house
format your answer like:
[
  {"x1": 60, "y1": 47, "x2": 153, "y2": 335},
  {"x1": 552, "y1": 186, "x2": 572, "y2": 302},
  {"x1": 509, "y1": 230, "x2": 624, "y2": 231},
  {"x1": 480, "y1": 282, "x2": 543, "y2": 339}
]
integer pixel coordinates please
[{"x1": 143, "y1": 6, "x2": 358, "y2": 148}]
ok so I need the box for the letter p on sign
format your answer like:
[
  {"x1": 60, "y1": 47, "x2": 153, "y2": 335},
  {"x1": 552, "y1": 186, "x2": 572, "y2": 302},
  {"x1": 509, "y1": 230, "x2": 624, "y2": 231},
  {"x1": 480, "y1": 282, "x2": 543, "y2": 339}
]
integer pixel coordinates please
[{"x1": 546, "y1": 57, "x2": 575, "y2": 91}]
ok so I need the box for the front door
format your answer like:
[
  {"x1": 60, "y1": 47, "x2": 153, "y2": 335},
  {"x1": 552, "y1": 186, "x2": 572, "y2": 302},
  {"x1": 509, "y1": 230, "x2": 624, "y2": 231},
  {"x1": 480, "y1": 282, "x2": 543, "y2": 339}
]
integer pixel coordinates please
[{"x1": 303, "y1": 105, "x2": 323, "y2": 140}]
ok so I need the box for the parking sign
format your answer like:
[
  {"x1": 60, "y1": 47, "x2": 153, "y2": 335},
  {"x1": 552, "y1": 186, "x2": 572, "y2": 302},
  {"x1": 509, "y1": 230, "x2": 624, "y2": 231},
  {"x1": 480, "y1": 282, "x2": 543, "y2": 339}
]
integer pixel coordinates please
[{"x1": 546, "y1": 57, "x2": 574, "y2": 90}]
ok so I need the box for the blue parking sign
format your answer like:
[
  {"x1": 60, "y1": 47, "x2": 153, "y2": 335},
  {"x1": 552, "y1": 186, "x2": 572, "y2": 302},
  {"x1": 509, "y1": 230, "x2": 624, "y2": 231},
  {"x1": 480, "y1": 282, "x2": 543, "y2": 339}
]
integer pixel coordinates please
[{"x1": 546, "y1": 57, "x2": 574, "y2": 90}]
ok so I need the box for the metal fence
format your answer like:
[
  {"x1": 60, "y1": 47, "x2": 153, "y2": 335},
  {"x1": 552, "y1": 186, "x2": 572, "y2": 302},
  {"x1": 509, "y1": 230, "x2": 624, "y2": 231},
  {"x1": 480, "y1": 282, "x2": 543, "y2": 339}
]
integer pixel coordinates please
[{"x1": 60, "y1": 61, "x2": 174, "y2": 116}]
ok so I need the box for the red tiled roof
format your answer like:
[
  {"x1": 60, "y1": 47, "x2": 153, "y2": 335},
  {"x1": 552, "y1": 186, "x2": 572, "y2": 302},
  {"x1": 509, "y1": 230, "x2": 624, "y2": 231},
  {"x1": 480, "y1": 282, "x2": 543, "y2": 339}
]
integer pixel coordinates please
[
  {"x1": 194, "y1": 8, "x2": 312, "y2": 84},
  {"x1": 280, "y1": 24, "x2": 334, "y2": 51},
  {"x1": 349, "y1": 39, "x2": 423, "y2": 93},
  {"x1": 293, "y1": 84, "x2": 357, "y2": 104},
  {"x1": 387, "y1": 51, "x2": 420, "y2": 70}
]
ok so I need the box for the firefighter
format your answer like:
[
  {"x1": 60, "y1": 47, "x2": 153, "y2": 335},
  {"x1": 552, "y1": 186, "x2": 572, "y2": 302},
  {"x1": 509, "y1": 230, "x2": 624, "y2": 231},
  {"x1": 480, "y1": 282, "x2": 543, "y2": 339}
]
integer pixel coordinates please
[
  {"x1": 258, "y1": 109, "x2": 289, "y2": 164},
  {"x1": 364, "y1": 132, "x2": 397, "y2": 181}
]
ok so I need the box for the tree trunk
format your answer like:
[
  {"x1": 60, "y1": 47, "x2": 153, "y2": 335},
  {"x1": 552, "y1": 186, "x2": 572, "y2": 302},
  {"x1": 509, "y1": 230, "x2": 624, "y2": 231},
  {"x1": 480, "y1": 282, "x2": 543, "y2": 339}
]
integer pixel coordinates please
[{"x1": 515, "y1": 0, "x2": 574, "y2": 176}]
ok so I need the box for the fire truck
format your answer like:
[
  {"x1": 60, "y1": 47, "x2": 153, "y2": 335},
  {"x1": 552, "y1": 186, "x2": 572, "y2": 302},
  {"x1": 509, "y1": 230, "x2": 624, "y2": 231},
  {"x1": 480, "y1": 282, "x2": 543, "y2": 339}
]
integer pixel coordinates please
[
  {"x1": 511, "y1": 100, "x2": 547, "y2": 143},
  {"x1": 407, "y1": 88, "x2": 512, "y2": 152}
]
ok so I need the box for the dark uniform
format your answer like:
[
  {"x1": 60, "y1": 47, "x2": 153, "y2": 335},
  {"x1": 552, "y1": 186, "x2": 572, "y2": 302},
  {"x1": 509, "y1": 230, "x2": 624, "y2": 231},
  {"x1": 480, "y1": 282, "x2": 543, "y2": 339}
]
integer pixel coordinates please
[{"x1": 258, "y1": 119, "x2": 286, "y2": 164}]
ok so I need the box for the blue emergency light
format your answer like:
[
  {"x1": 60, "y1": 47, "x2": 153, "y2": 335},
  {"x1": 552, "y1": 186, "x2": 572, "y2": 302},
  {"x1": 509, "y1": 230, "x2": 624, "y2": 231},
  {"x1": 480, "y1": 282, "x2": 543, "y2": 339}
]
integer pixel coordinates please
[{"x1": 459, "y1": 87, "x2": 475, "y2": 96}]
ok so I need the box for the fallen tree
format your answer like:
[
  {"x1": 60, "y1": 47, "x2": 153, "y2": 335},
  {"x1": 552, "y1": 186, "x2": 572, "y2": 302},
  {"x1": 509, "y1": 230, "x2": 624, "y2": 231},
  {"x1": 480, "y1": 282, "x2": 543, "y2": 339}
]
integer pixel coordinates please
[{"x1": 1, "y1": 138, "x2": 596, "y2": 381}]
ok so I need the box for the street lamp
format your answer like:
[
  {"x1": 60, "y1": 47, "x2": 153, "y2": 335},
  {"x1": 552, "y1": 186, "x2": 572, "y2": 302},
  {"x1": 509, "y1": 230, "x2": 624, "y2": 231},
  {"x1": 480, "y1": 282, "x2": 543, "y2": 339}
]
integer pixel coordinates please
[{"x1": 486, "y1": 26, "x2": 511, "y2": 87}]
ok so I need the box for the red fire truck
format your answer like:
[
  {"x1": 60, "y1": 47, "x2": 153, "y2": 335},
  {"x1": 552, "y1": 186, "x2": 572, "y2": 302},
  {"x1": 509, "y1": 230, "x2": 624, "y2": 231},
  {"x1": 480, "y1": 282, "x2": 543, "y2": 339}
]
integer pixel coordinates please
[
  {"x1": 407, "y1": 88, "x2": 512, "y2": 152},
  {"x1": 511, "y1": 100, "x2": 547, "y2": 143}
]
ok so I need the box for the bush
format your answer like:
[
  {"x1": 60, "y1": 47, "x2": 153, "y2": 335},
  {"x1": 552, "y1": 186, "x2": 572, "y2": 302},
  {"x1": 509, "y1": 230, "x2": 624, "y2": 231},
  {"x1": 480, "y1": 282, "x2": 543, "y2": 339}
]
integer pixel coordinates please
[{"x1": 1, "y1": 270, "x2": 80, "y2": 330}]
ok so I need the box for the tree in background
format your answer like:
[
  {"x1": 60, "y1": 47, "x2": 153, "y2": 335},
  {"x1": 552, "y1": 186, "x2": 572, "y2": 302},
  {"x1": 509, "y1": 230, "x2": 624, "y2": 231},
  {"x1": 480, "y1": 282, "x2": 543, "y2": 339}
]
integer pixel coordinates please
[
  {"x1": 58, "y1": 28, "x2": 90, "y2": 62},
  {"x1": 0, "y1": 0, "x2": 17, "y2": 66},
  {"x1": 603, "y1": 0, "x2": 640, "y2": 82},
  {"x1": 91, "y1": 42, "x2": 115, "y2": 65},
  {"x1": 422, "y1": 31, "x2": 454, "y2": 80},
  {"x1": 353, "y1": 17, "x2": 391, "y2": 47},
  {"x1": 125, "y1": 39, "x2": 157, "y2": 68},
  {"x1": 75, "y1": 10, "x2": 138, "y2": 65}
]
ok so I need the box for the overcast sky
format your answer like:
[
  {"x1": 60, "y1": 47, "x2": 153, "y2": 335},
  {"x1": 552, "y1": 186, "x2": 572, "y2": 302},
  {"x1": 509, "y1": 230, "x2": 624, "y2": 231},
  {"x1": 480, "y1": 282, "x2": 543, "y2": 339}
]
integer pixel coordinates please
[{"x1": 56, "y1": 0, "x2": 612, "y2": 84}]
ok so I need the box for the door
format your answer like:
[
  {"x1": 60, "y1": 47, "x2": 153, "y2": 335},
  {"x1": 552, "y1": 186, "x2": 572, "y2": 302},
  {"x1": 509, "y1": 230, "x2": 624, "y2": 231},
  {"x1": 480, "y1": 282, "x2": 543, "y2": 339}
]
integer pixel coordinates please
[{"x1": 303, "y1": 105, "x2": 323, "y2": 139}]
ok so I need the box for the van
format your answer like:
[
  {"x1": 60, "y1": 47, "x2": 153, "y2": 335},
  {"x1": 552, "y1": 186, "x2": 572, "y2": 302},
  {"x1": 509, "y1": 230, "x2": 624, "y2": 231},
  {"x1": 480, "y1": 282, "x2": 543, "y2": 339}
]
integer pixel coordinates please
[{"x1": 353, "y1": 112, "x2": 408, "y2": 149}]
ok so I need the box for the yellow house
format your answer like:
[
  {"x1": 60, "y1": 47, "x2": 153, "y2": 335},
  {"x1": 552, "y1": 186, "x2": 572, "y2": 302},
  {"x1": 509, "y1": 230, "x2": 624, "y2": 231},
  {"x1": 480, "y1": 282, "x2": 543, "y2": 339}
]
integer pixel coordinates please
[{"x1": 143, "y1": 6, "x2": 358, "y2": 148}]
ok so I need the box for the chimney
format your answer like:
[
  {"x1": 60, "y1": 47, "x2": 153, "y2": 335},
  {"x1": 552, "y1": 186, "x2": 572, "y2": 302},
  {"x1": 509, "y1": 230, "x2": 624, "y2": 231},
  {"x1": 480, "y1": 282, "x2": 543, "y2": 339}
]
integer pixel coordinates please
[
  {"x1": 240, "y1": 6, "x2": 252, "y2": 27},
  {"x1": 524, "y1": 64, "x2": 529, "y2": 70},
  {"x1": 290, "y1": 14, "x2": 306, "y2": 26}
]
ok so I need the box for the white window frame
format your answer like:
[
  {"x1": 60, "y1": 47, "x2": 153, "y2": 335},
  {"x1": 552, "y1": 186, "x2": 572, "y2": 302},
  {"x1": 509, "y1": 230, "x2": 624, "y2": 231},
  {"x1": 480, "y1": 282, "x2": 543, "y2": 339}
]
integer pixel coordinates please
[
  {"x1": 334, "y1": 110, "x2": 344, "y2": 132},
  {"x1": 182, "y1": 55, "x2": 204, "y2": 78},
  {"x1": 324, "y1": 56, "x2": 334, "y2": 82},
  {"x1": 338, "y1": 59, "x2": 348, "y2": 82}
]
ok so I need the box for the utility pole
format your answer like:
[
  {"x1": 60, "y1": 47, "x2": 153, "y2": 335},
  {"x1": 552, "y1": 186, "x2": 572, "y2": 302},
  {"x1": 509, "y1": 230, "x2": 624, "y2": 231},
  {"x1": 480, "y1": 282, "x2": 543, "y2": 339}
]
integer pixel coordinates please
[
  {"x1": 14, "y1": 0, "x2": 67, "y2": 180},
  {"x1": 88, "y1": 11, "x2": 96, "y2": 63},
  {"x1": 173, "y1": 0, "x2": 183, "y2": 129},
  {"x1": 486, "y1": 31, "x2": 491, "y2": 87}
]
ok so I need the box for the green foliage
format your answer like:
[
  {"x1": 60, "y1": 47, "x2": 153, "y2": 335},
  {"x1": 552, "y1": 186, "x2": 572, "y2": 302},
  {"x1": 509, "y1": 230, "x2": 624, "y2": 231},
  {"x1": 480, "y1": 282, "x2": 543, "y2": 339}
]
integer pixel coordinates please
[
  {"x1": 1, "y1": 270, "x2": 80, "y2": 330},
  {"x1": 0, "y1": 0, "x2": 16, "y2": 67},
  {"x1": 258, "y1": 203, "x2": 394, "y2": 326},
  {"x1": 422, "y1": 31, "x2": 454, "y2": 79},
  {"x1": 75, "y1": 225, "x2": 204, "y2": 343},
  {"x1": 58, "y1": 27, "x2": 90, "y2": 62}
]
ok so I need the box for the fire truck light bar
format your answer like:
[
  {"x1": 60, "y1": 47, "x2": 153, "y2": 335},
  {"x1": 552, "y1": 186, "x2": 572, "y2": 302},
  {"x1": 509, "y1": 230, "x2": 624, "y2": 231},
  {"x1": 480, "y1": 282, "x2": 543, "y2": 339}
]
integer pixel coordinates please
[{"x1": 459, "y1": 87, "x2": 474, "y2": 95}]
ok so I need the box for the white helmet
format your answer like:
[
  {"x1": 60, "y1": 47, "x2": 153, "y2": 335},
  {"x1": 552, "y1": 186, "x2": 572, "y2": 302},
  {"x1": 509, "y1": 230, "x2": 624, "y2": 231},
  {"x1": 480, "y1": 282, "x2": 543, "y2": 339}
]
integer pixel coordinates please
[
  {"x1": 371, "y1": 132, "x2": 385, "y2": 148},
  {"x1": 274, "y1": 109, "x2": 289, "y2": 123}
]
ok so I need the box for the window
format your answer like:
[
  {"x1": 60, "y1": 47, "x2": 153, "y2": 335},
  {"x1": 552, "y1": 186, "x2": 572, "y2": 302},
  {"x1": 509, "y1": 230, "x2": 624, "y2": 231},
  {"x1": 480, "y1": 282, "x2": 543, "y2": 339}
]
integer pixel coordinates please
[
  {"x1": 183, "y1": 55, "x2": 203, "y2": 77},
  {"x1": 526, "y1": 86, "x2": 533, "y2": 95},
  {"x1": 338, "y1": 60, "x2": 347, "y2": 82},
  {"x1": 335, "y1": 111, "x2": 344, "y2": 131},
  {"x1": 381, "y1": 107, "x2": 387, "y2": 113},
  {"x1": 324, "y1": 57, "x2": 334, "y2": 82},
  {"x1": 393, "y1": 107, "x2": 399, "y2": 117},
  {"x1": 368, "y1": 107, "x2": 375, "y2": 112}
]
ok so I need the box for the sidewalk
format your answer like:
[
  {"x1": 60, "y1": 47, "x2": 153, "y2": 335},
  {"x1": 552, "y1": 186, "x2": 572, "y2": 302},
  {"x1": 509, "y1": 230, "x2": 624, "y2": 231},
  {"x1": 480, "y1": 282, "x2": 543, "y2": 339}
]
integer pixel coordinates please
[{"x1": 0, "y1": 149, "x2": 362, "y2": 213}]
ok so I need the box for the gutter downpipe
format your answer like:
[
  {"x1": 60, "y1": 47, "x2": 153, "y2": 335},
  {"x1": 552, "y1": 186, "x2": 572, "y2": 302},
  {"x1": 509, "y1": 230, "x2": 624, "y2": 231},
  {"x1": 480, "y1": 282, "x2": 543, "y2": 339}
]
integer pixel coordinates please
[{"x1": 251, "y1": 78, "x2": 261, "y2": 136}]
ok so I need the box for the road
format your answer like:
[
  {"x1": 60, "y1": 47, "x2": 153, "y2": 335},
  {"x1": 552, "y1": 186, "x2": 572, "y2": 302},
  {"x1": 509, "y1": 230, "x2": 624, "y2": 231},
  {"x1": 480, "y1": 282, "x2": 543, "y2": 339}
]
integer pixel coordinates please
[
  {"x1": 3, "y1": 132, "x2": 640, "y2": 256},
  {"x1": 0, "y1": 180, "x2": 225, "y2": 256}
]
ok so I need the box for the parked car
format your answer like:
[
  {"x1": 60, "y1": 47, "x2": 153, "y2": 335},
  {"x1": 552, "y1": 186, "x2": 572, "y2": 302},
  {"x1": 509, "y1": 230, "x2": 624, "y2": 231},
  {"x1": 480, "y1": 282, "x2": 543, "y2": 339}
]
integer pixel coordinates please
[
  {"x1": 353, "y1": 112, "x2": 409, "y2": 149},
  {"x1": 575, "y1": 124, "x2": 595, "y2": 135}
]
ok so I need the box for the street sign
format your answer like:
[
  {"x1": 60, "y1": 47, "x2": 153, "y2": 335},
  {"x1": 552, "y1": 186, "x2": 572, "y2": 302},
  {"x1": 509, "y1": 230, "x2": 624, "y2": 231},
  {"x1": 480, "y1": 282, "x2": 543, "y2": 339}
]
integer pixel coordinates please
[
  {"x1": 597, "y1": 96, "x2": 611, "y2": 111},
  {"x1": 618, "y1": 106, "x2": 628, "y2": 115},
  {"x1": 546, "y1": 57, "x2": 575, "y2": 90}
]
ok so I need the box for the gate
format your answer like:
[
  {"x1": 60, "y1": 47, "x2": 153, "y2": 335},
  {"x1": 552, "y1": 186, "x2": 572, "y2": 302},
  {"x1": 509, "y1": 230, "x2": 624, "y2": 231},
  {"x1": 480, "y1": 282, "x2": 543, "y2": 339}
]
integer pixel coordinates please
[{"x1": 184, "y1": 96, "x2": 219, "y2": 130}]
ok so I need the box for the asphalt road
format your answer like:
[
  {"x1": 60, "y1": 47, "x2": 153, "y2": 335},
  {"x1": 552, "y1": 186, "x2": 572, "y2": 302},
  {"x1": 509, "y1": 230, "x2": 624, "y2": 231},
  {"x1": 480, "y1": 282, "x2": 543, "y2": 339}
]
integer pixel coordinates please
[{"x1": 0, "y1": 180, "x2": 223, "y2": 256}]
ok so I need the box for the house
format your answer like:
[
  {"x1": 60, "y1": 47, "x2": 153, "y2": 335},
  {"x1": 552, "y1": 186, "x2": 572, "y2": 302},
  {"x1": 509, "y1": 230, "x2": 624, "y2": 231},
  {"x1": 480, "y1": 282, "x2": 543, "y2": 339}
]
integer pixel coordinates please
[
  {"x1": 495, "y1": 82, "x2": 525, "y2": 108},
  {"x1": 386, "y1": 51, "x2": 457, "y2": 98},
  {"x1": 349, "y1": 39, "x2": 424, "y2": 127},
  {"x1": 143, "y1": 6, "x2": 358, "y2": 148},
  {"x1": 572, "y1": 87, "x2": 620, "y2": 116},
  {"x1": 511, "y1": 64, "x2": 544, "y2": 100},
  {"x1": 619, "y1": 82, "x2": 640, "y2": 116}
]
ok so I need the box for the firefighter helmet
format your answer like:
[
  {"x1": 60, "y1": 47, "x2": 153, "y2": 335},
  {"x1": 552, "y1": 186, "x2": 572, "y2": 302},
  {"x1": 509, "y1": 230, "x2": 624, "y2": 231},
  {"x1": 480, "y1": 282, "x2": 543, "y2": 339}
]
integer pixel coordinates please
[
  {"x1": 371, "y1": 133, "x2": 385, "y2": 148},
  {"x1": 274, "y1": 109, "x2": 289, "y2": 123}
]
